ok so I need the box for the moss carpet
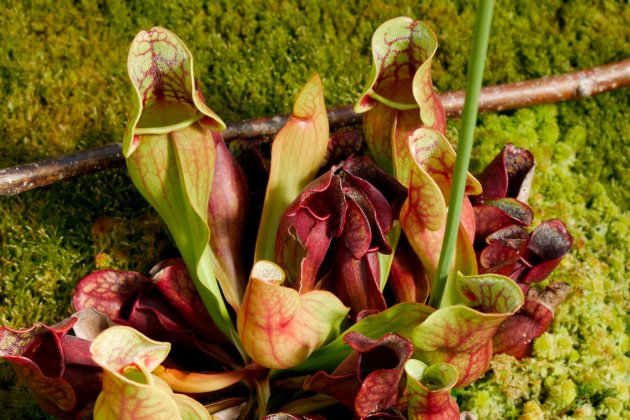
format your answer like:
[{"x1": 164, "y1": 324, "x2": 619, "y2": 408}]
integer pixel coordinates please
[{"x1": 1, "y1": 0, "x2": 628, "y2": 418}]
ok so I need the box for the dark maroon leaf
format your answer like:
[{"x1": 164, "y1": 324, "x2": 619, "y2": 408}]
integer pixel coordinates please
[
  {"x1": 493, "y1": 282, "x2": 571, "y2": 359},
  {"x1": 73, "y1": 265, "x2": 235, "y2": 369},
  {"x1": 470, "y1": 146, "x2": 572, "y2": 289},
  {"x1": 321, "y1": 129, "x2": 364, "y2": 171},
  {"x1": 277, "y1": 171, "x2": 344, "y2": 292},
  {"x1": 483, "y1": 199, "x2": 533, "y2": 226},
  {"x1": 335, "y1": 250, "x2": 387, "y2": 316},
  {"x1": 351, "y1": 332, "x2": 412, "y2": 417},
  {"x1": 478, "y1": 225, "x2": 530, "y2": 275},
  {"x1": 341, "y1": 156, "x2": 408, "y2": 216},
  {"x1": 474, "y1": 215, "x2": 572, "y2": 291},
  {"x1": 473, "y1": 198, "x2": 533, "y2": 246},
  {"x1": 388, "y1": 236, "x2": 430, "y2": 304},
  {"x1": 341, "y1": 198, "x2": 376, "y2": 258},
  {"x1": 127, "y1": 290, "x2": 236, "y2": 369},
  {"x1": 276, "y1": 156, "x2": 406, "y2": 314},
  {"x1": 152, "y1": 259, "x2": 226, "y2": 341},
  {"x1": 305, "y1": 332, "x2": 412, "y2": 418},
  {"x1": 471, "y1": 146, "x2": 573, "y2": 296},
  {"x1": 515, "y1": 219, "x2": 573, "y2": 285},
  {"x1": 473, "y1": 144, "x2": 534, "y2": 204},
  {"x1": 72, "y1": 270, "x2": 152, "y2": 319},
  {"x1": 208, "y1": 131, "x2": 249, "y2": 310},
  {"x1": 0, "y1": 318, "x2": 101, "y2": 420}
]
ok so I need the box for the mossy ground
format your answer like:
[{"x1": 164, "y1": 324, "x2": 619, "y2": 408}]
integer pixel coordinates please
[{"x1": 1, "y1": 1, "x2": 628, "y2": 418}]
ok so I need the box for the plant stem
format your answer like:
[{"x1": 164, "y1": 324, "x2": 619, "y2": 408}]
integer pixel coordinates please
[
  {"x1": 256, "y1": 377, "x2": 271, "y2": 419},
  {"x1": 429, "y1": 0, "x2": 495, "y2": 308}
]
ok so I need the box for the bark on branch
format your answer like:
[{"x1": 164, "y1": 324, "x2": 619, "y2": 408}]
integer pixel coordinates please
[{"x1": 1, "y1": 58, "x2": 629, "y2": 196}]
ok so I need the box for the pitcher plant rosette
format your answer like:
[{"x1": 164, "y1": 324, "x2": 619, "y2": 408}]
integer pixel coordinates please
[{"x1": 0, "y1": 14, "x2": 574, "y2": 420}]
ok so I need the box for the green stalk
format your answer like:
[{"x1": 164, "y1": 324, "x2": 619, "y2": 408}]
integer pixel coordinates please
[
  {"x1": 256, "y1": 377, "x2": 271, "y2": 419},
  {"x1": 429, "y1": 0, "x2": 494, "y2": 308}
]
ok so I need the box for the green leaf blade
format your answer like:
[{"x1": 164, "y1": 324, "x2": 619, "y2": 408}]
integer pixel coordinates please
[
  {"x1": 411, "y1": 272, "x2": 523, "y2": 387},
  {"x1": 254, "y1": 74, "x2": 329, "y2": 262},
  {"x1": 124, "y1": 27, "x2": 238, "y2": 349},
  {"x1": 294, "y1": 302, "x2": 434, "y2": 372}
]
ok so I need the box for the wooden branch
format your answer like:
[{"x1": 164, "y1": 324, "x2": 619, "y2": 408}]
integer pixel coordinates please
[
  {"x1": 0, "y1": 144, "x2": 125, "y2": 196},
  {"x1": 1, "y1": 58, "x2": 629, "y2": 196}
]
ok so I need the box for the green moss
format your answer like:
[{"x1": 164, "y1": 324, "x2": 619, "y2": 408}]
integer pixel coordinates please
[
  {"x1": 520, "y1": 401, "x2": 545, "y2": 420},
  {"x1": 544, "y1": 376, "x2": 578, "y2": 412},
  {"x1": 1, "y1": 0, "x2": 628, "y2": 418}
]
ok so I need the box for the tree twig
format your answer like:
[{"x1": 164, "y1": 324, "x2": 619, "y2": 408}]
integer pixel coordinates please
[{"x1": 1, "y1": 58, "x2": 628, "y2": 196}]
